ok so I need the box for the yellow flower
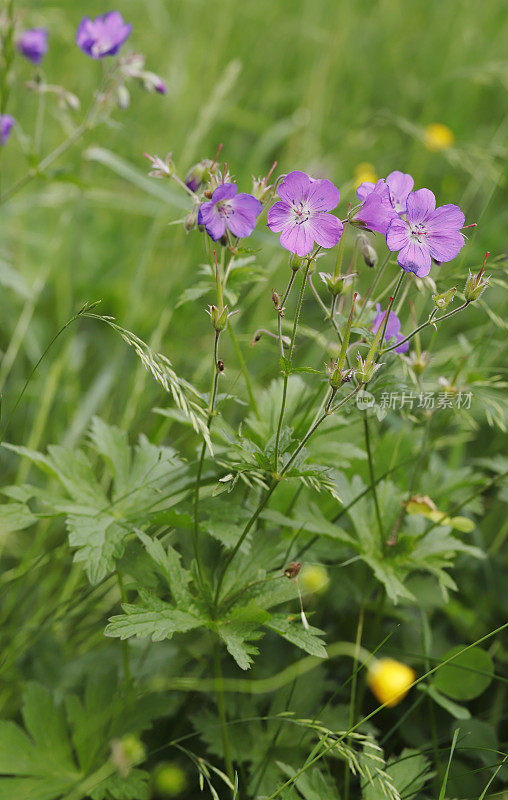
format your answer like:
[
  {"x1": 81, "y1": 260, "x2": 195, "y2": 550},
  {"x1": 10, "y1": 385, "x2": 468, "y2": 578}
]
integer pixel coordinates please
[
  {"x1": 354, "y1": 162, "x2": 377, "y2": 188},
  {"x1": 367, "y1": 658, "x2": 416, "y2": 707},
  {"x1": 153, "y1": 762, "x2": 188, "y2": 797},
  {"x1": 300, "y1": 564, "x2": 329, "y2": 594},
  {"x1": 424, "y1": 123, "x2": 455, "y2": 152}
]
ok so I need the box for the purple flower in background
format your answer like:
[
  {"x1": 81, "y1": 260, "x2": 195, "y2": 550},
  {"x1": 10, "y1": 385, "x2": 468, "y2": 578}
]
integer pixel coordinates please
[
  {"x1": 267, "y1": 170, "x2": 343, "y2": 257},
  {"x1": 0, "y1": 114, "x2": 15, "y2": 146},
  {"x1": 17, "y1": 27, "x2": 49, "y2": 64},
  {"x1": 386, "y1": 188, "x2": 465, "y2": 278},
  {"x1": 76, "y1": 11, "x2": 132, "y2": 59},
  {"x1": 372, "y1": 303, "x2": 409, "y2": 354},
  {"x1": 357, "y1": 170, "x2": 414, "y2": 215},
  {"x1": 354, "y1": 179, "x2": 397, "y2": 235},
  {"x1": 198, "y1": 183, "x2": 262, "y2": 241}
]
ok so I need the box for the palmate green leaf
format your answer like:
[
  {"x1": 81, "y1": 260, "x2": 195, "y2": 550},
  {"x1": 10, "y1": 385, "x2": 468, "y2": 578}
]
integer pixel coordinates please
[
  {"x1": 67, "y1": 514, "x2": 125, "y2": 584},
  {"x1": 135, "y1": 530, "x2": 192, "y2": 608},
  {"x1": 0, "y1": 502, "x2": 36, "y2": 536},
  {"x1": 89, "y1": 770, "x2": 149, "y2": 800},
  {"x1": 105, "y1": 595, "x2": 202, "y2": 641},
  {"x1": 217, "y1": 603, "x2": 269, "y2": 670},
  {"x1": 265, "y1": 614, "x2": 327, "y2": 659}
]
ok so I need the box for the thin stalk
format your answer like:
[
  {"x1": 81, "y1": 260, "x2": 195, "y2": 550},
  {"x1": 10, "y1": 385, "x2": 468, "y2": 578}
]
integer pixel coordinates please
[
  {"x1": 363, "y1": 411, "x2": 385, "y2": 548},
  {"x1": 381, "y1": 301, "x2": 470, "y2": 354},
  {"x1": 116, "y1": 570, "x2": 131, "y2": 691},
  {"x1": 229, "y1": 324, "x2": 259, "y2": 418},
  {"x1": 274, "y1": 261, "x2": 310, "y2": 468},
  {"x1": 344, "y1": 604, "x2": 364, "y2": 800},
  {"x1": 379, "y1": 270, "x2": 406, "y2": 345},
  {"x1": 356, "y1": 250, "x2": 392, "y2": 324},
  {"x1": 214, "y1": 641, "x2": 235, "y2": 789}
]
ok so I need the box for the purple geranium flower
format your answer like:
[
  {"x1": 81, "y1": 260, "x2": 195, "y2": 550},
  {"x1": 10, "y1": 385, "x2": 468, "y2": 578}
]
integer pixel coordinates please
[
  {"x1": 267, "y1": 170, "x2": 343, "y2": 257},
  {"x1": 386, "y1": 188, "x2": 465, "y2": 277},
  {"x1": 198, "y1": 183, "x2": 262, "y2": 241},
  {"x1": 358, "y1": 170, "x2": 414, "y2": 215},
  {"x1": 17, "y1": 27, "x2": 49, "y2": 64},
  {"x1": 354, "y1": 179, "x2": 397, "y2": 235},
  {"x1": 0, "y1": 114, "x2": 15, "y2": 146},
  {"x1": 76, "y1": 11, "x2": 132, "y2": 59},
  {"x1": 372, "y1": 303, "x2": 409, "y2": 354}
]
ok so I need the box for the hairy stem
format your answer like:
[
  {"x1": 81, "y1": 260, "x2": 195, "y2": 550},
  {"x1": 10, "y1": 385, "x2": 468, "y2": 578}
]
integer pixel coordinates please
[
  {"x1": 381, "y1": 301, "x2": 470, "y2": 354},
  {"x1": 363, "y1": 411, "x2": 385, "y2": 548}
]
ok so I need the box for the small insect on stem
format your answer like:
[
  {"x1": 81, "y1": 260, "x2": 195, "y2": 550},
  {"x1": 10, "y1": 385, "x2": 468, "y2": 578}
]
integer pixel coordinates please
[{"x1": 284, "y1": 561, "x2": 309, "y2": 630}]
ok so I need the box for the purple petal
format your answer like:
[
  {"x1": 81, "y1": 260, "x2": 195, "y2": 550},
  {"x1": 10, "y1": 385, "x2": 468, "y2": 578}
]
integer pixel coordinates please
[
  {"x1": 278, "y1": 171, "x2": 311, "y2": 204},
  {"x1": 198, "y1": 202, "x2": 225, "y2": 241},
  {"x1": 267, "y1": 200, "x2": 292, "y2": 232},
  {"x1": 427, "y1": 203, "x2": 465, "y2": 231},
  {"x1": 280, "y1": 221, "x2": 314, "y2": 257},
  {"x1": 397, "y1": 240, "x2": 432, "y2": 277},
  {"x1": 427, "y1": 230, "x2": 465, "y2": 263},
  {"x1": 226, "y1": 208, "x2": 258, "y2": 239},
  {"x1": 355, "y1": 179, "x2": 397, "y2": 235},
  {"x1": 17, "y1": 27, "x2": 49, "y2": 64},
  {"x1": 406, "y1": 188, "x2": 436, "y2": 224},
  {"x1": 304, "y1": 178, "x2": 340, "y2": 212},
  {"x1": 395, "y1": 333, "x2": 410, "y2": 354},
  {"x1": 386, "y1": 217, "x2": 410, "y2": 252},
  {"x1": 308, "y1": 213, "x2": 343, "y2": 249},
  {"x1": 356, "y1": 181, "x2": 375, "y2": 202},
  {"x1": 232, "y1": 193, "x2": 262, "y2": 217},
  {"x1": 372, "y1": 303, "x2": 401, "y2": 340},
  {"x1": 386, "y1": 170, "x2": 414, "y2": 214},
  {"x1": 211, "y1": 183, "x2": 237, "y2": 202},
  {"x1": 0, "y1": 114, "x2": 15, "y2": 146}
]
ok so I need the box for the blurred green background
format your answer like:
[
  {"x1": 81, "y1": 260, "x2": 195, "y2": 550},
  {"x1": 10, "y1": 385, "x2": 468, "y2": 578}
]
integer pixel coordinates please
[{"x1": 1, "y1": 0, "x2": 506, "y2": 450}]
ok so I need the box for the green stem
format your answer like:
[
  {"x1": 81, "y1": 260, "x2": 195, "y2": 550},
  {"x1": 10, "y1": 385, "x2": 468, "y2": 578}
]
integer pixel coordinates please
[
  {"x1": 274, "y1": 261, "x2": 310, "y2": 469},
  {"x1": 116, "y1": 570, "x2": 131, "y2": 691},
  {"x1": 363, "y1": 411, "x2": 385, "y2": 548},
  {"x1": 355, "y1": 251, "x2": 392, "y2": 325},
  {"x1": 213, "y1": 640, "x2": 235, "y2": 789},
  {"x1": 344, "y1": 605, "x2": 365, "y2": 800},
  {"x1": 380, "y1": 270, "x2": 406, "y2": 345},
  {"x1": 229, "y1": 324, "x2": 259, "y2": 418},
  {"x1": 381, "y1": 301, "x2": 470, "y2": 354}
]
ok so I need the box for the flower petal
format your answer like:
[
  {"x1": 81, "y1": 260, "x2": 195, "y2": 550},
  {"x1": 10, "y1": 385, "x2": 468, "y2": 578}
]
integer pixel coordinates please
[
  {"x1": 232, "y1": 193, "x2": 262, "y2": 217},
  {"x1": 198, "y1": 202, "x2": 226, "y2": 241},
  {"x1": 267, "y1": 201, "x2": 292, "y2": 232},
  {"x1": 212, "y1": 183, "x2": 237, "y2": 202},
  {"x1": 395, "y1": 333, "x2": 410, "y2": 354},
  {"x1": 406, "y1": 188, "x2": 436, "y2": 224},
  {"x1": 372, "y1": 304, "x2": 401, "y2": 340},
  {"x1": 397, "y1": 240, "x2": 432, "y2": 277},
  {"x1": 355, "y1": 179, "x2": 397, "y2": 235},
  {"x1": 427, "y1": 230, "x2": 465, "y2": 263},
  {"x1": 226, "y1": 208, "x2": 257, "y2": 239},
  {"x1": 304, "y1": 178, "x2": 340, "y2": 212},
  {"x1": 308, "y1": 213, "x2": 343, "y2": 249},
  {"x1": 386, "y1": 170, "x2": 414, "y2": 214},
  {"x1": 386, "y1": 217, "x2": 410, "y2": 252},
  {"x1": 278, "y1": 171, "x2": 311, "y2": 204},
  {"x1": 427, "y1": 203, "x2": 465, "y2": 231},
  {"x1": 280, "y1": 221, "x2": 314, "y2": 257},
  {"x1": 356, "y1": 181, "x2": 375, "y2": 202}
]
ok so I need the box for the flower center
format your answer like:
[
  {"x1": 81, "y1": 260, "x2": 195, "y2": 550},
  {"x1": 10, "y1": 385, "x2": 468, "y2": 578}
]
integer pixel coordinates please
[
  {"x1": 291, "y1": 200, "x2": 313, "y2": 226},
  {"x1": 216, "y1": 201, "x2": 232, "y2": 219},
  {"x1": 409, "y1": 222, "x2": 428, "y2": 242}
]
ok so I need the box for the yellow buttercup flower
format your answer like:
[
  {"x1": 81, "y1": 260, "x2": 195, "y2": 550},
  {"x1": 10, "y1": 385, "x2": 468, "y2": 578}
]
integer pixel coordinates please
[
  {"x1": 354, "y1": 162, "x2": 377, "y2": 188},
  {"x1": 424, "y1": 123, "x2": 455, "y2": 152},
  {"x1": 300, "y1": 564, "x2": 329, "y2": 594},
  {"x1": 367, "y1": 658, "x2": 416, "y2": 707}
]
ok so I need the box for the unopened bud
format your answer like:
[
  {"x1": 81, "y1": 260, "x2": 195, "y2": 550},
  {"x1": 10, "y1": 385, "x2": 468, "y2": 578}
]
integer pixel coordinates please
[
  {"x1": 185, "y1": 158, "x2": 219, "y2": 193},
  {"x1": 464, "y1": 269, "x2": 489, "y2": 302},
  {"x1": 272, "y1": 289, "x2": 280, "y2": 309},
  {"x1": 184, "y1": 210, "x2": 197, "y2": 232},
  {"x1": 357, "y1": 233, "x2": 378, "y2": 268},
  {"x1": 403, "y1": 350, "x2": 430, "y2": 376},
  {"x1": 209, "y1": 304, "x2": 229, "y2": 332},
  {"x1": 432, "y1": 287, "x2": 456, "y2": 310},
  {"x1": 290, "y1": 254, "x2": 304, "y2": 272},
  {"x1": 319, "y1": 271, "x2": 356, "y2": 296},
  {"x1": 116, "y1": 84, "x2": 130, "y2": 109}
]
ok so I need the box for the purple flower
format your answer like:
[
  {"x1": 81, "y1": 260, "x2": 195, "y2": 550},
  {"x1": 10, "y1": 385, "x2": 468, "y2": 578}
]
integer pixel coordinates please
[
  {"x1": 76, "y1": 11, "x2": 132, "y2": 59},
  {"x1": 267, "y1": 170, "x2": 343, "y2": 257},
  {"x1": 386, "y1": 188, "x2": 465, "y2": 278},
  {"x1": 357, "y1": 170, "x2": 414, "y2": 215},
  {"x1": 354, "y1": 179, "x2": 397, "y2": 235},
  {"x1": 0, "y1": 115, "x2": 15, "y2": 146},
  {"x1": 198, "y1": 183, "x2": 262, "y2": 241},
  {"x1": 372, "y1": 303, "x2": 409, "y2": 354},
  {"x1": 17, "y1": 27, "x2": 49, "y2": 64}
]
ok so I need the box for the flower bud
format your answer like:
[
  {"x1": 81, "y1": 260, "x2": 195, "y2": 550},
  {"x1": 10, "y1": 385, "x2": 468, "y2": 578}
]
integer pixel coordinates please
[
  {"x1": 209, "y1": 304, "x2": 229, "y2": 332},
  {"x1": 152, "y1": 762, "x2": 188, "y2": 797},
  {"x1": 367, "y1": 658, "x2": 416, "y2": 707},
  {"x1": 289, "y1": 254, "x2": 304, "y2": 272},
  {"x1": 464, "y1": 268, "x2": 489, "y2": 302},
  {"x1": 184, "y1": 210, "x2": 197, "y2": 233},
  {"x1": 357, "y1": 233, "x2": 378, "y2": 268},
  {"x1": 110, "y1": 734, "x2": 145, "y2": 777},
  {"x1": 300, "y1": 564, "x2": 329, "y2": 594},
  {"x1": 402, "y1": 350, "x2": 430, "y2": 376},
  {"x1": 319, "y1": 271, "x2": 356, "y2": 296},
  {"x1": 432, "y1": 287, "x2": 456, "y2": 310}
]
